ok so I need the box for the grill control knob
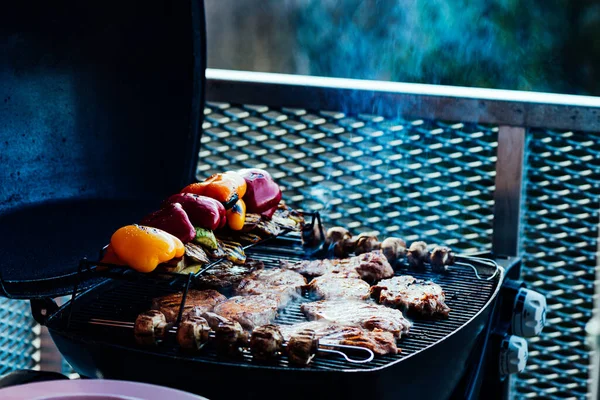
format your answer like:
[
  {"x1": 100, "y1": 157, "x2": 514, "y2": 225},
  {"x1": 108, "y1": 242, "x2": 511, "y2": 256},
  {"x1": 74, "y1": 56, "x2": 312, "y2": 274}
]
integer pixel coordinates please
[
  {"x1": 512, "y1": 288, "x2": 547, "y2": 337},
  {"x1": 499, "y1": 335, "x2": 528, "y2": 375}
]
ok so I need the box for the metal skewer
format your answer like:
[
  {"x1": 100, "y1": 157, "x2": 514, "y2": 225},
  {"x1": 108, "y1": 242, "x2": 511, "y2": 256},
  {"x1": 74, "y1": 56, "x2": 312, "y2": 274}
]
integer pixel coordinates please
[{"x1": 88, "y1": 318, "x2": 375, "y2": 364}]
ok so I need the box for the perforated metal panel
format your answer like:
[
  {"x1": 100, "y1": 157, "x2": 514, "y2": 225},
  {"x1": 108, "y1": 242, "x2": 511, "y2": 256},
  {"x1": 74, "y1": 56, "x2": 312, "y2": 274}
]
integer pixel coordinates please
[
  {"x1": 200, "y1": 103, "x2": 599, "y2": 398},
  {"x1": 200, "y1": 102, "x2": 498, "y2": 254},
  {"x1": 0, "y1": 298, "x2": 39, "y2": 374},
  {"x1": 515, "y1": 130, "x2": 600, "y2": 399}
]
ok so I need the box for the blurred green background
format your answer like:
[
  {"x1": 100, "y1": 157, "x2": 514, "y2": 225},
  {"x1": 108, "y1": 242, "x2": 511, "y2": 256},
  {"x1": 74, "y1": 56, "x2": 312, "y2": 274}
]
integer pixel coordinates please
[{"x1": 206, "y1": 0, "x2": 600, "y2": 96}]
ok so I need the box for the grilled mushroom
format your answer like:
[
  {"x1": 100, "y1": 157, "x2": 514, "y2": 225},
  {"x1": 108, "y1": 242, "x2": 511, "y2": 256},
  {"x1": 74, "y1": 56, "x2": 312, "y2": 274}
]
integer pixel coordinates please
[
  {"x1": 213, "y1": 319, "x2": 248, "y2": 356},
  {"x1": 134, "y1": 310, "x2": 169, "y2": 346},
  {"x1": 354, "y1": 233, "x2": 381, "y2": 255},
  {"x1": 324, "y1": 227, "x2": 352, "y2": 257},
  {"x1": 287, "y1": 328, "x2": 318, "y2": 366},
  {"x1": 407, "y1": 241, "x2": 428, "y2": 269},
  {"x1": 381, "y1": 237, "x2": 407, "y2": 265},
  {"x1": 177, "y1": 316, "x2": 211, "y2": 352},
  {"x1": 250, "y1": 324, "x2": 284, "y2": 362},
  {"x1": 429, "y1": 246, "x2": 455, "y2": 272}
]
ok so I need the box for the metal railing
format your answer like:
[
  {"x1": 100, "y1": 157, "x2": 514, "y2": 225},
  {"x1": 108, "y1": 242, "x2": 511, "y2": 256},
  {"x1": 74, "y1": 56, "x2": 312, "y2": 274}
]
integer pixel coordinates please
[{"x1": 204, "y1": 69, "x2": 600, "y2": 399}]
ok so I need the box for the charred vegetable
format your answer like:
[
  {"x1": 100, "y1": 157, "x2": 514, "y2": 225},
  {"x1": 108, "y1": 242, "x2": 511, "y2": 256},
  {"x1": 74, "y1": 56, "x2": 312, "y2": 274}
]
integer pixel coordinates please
[
  {"x1": 165, "y1": 193, "x2": 226, "y2": 231},
  {"x1": 111, "y1": 225, "x2": 184, "y2": 273},
  {"x1": 193, "y1": 227, "x2": 218, "y2": 251},
  {"x1": 140, "y1": 203, "x2": 196, "y2": 243},
  {"x1": 238, "y1": 168, "x2": 282, "y2": 216},
  {"x1": 381, "y1": 237, "x2": 407, "y2": 265},
  {"x1": 250, "y1": 324, "x2": 284, "y2": 361},
  {"x1": 177, "y1": 316, "x2": 211, "y2": 352},
  {"x1": 226, "y1": 199, "x2": 246, "y2": 231},
  {"x1": 181, "y1": 171, "x2": 247, "y2": 209}
]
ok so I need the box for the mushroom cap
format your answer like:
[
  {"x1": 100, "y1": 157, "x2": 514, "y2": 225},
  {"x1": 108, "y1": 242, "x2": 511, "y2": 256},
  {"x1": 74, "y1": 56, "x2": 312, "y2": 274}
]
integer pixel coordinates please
[{"x1": 324, "y1": 226, "x2": 352, "y2": 246}]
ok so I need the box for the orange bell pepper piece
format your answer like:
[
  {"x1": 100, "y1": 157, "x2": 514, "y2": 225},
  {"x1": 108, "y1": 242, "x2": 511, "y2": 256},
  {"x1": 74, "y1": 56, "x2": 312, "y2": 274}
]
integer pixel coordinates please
[
  {"x1": 181, "y1": 171, "x2": 247, "y2": 208},
  {"x1": 110, "y1": 225, "x2": 184, "y2": 273},
  {"x1": 226, "y1": 199, "x2": 246, "y2": 231},
  {"x1": 100, "y1": 245, "x2": 126, "y2": 265}
]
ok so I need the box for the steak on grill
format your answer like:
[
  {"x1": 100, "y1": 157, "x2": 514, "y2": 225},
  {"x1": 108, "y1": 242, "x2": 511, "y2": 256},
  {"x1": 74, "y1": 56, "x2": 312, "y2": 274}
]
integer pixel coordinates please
[
  {"x1": 280, "y1": 251, "x2": 394, "y2": 282},
  {"x1": 278, "y1": 321, "x2": 398, "y2": 355},
  {"x1": 235, "y1": 268, "x2": 306, "y2": 306},
  {"x1": 308, "y1": 274, "x2": 371, "y2": 300},
  {"x1": 151, "y1": 290, "x2": 227, "y2": 323},
  {"x1": 196, "y1": 259, "x2": 264, "y2": 295},
  {"x1": 301, "y1": 300, "x2": 411, "y2": 338},
  {"x1": 213, "y1": 294, "x2": 279, "y2": 330},
  {"x1": 371, "y1": 275, "x2": 451, "y2": 317}
]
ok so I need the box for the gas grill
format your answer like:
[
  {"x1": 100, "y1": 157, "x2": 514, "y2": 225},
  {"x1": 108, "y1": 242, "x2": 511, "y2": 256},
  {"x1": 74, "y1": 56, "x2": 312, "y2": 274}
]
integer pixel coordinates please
[
  {"x1": 5, "y1": 0, "x2": 595, "y2": 399},
  {"x1": 41, "y1": 235, "x2": 507, "y2": 400}
]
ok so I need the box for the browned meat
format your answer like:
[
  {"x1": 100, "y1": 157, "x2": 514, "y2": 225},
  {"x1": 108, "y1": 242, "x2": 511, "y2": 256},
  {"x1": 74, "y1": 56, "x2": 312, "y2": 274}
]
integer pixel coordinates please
[
  {"x1": 280, "y1": 251, "x2": 393, "y2": 282},
  {"x1": 371, "y1": 275, "x2": 451, "y2": 317},
  {"x1": 279, "y1": 321, "x2": 398, "y2": 355},
  {"x1": 176, "y1": 316, "x2": 211, "y2": 352},
  {"x1": 286, "y1": 328, "x2": 318, "y2": 366},
  {"x1": 308, "y1": 274, "x2": 371, "y2": 300},
  {"x1": 213, "y1": 294, "x2": 279, "y2": 330},
  {"x1": 196, "y1": 259, "x2": 264, "y2": 295},
  {"x1": 236, "y1": 268, "x2": 307, "y2": 306},
  {"x1": 250, "y1": 324, "x2": 284, "y2": 361},
  {"x1": 151, "y1": 289, "x2": 227, "y2": 323},
  {"x1": 301, "y1": 300, "x2": 411, "y2": 338}
]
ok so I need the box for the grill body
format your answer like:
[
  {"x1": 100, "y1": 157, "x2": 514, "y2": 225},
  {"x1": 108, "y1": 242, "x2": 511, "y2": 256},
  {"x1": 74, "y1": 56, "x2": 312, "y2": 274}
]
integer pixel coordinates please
[{"x1": 43, "y1": 239, "x2": 503, "y2": 400}]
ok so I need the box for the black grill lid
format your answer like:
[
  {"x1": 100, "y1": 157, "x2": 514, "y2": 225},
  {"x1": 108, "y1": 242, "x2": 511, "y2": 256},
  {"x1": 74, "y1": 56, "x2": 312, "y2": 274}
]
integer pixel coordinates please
[{"x1": 0, "y1": 0, "x2": 207, "y2": 298}]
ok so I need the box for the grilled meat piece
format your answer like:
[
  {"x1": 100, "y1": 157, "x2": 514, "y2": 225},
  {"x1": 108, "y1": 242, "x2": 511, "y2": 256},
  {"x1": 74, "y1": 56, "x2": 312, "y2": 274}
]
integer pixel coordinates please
[
  {"x1": 301, "y1": 300, "x2": 411, "y2": 338},
  {"x1": 201, "y1": 311, "x2": 231, "y2": 330},
  {"x1": 371, "y1": 275, "x2": 451, "y2": 317},
  {"x1": 213, "y1": 294, "x2": 279, "y2": 330},
  {"x1": 308, "y1": 274, "x2": 371, "y2": 300},
  {"x1": 196, "y1": 259, "x2": 264, "y2": 295},
  {"x1": 279, "y1": 321, "x2": 398, "y2": 356},
  {"x1": 353, "y1": 252, "x2": 394, "y2": 282},
  {"x1": 407, "y1": 241, "x2": 428, "y2": 269},
  {"x1": 184, "y1": 242, "x2": 210, "y2": 265},
  {"x1": 151, "y1": 289, "x2": 227, "y2": 323},
  {"x1": 250, "y1": 324, "x2": 284, "y2": 361},
  {"x1": 134, "y1": 310, "x2": 169, "y2": 346},
  {"x1": 286, "y1": 328, "x2": 318, "y2": 366},
  {"x1": 236, "y1": 268, "x2": 307, "y2": 307},
  {"x1": 213, "y1": 319, "x2": 248, "y2": 356},
  {"x1": 429, "y1": 246, "x2": 455, "y2": 272},
  {"x1": 177, "y1": 316, "x2": 211, "y2": 352},
  {"x1": 281, "y1": 251, "x2": 393, "y2": 282}
]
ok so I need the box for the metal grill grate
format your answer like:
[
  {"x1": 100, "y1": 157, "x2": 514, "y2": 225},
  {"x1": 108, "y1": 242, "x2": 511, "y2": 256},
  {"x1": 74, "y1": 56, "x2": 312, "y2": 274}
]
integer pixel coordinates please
[
  {"x1": 200, "y1": 102, "x2": 498, "y2": 254},
  {"x1": 59, "y1": 239, "x2": 499, "y2": 372},
  {"x1": 0, "y1": 298, "x2": 39, "y2": 374},
  {"x1": 515, "y1": 130, "x2": 600, "y2": 399}
]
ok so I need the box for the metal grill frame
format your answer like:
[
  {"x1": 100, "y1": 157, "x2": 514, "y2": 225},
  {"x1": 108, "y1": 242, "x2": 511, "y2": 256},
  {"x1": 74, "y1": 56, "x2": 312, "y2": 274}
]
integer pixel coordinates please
[{"x1": 204, "y1": 68, "x2": 600, "y2": 398}]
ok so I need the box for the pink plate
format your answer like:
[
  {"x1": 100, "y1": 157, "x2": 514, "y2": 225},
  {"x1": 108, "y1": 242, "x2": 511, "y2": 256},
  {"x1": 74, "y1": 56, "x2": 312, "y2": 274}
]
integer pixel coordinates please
[{"x1": 0, "y1": 379, "x2": 208, "y2": 400}]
